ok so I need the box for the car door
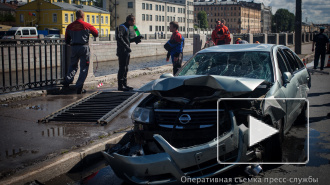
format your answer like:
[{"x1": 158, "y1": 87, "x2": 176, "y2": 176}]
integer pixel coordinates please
[
  {"x1": 276, "y1": 49, "x2": 297, "y2": 130},
  {"x1": 280, "y1": 48, "x2": 304, "y2": 128}
]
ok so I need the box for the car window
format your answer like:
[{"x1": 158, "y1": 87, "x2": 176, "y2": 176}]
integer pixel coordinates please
[
  {"x1": 16, "y1": 31, "x2": 21, "y2": 35},
  {"x1": 178, "y1": 51, "x2": 274, "y2": 82},
  {"x1": 30, "y1": 29, "x2": 36, "y2": 35},
  {"x1": 291, "y1": 51, "x2": 305, "y2": 69},
  {"x1": 277, "y1": 51, "x2": 290, "y2": 74},
  {"x1": 22, "y1": 29, "x2": 29, "y2": 35},
  {"x1": 282, "y1": 49, "x2": 299, "y2": 72}
]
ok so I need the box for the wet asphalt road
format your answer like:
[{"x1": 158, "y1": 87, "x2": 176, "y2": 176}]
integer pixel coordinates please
[{"x1": 44, "y1": 63, "x2": 330, "y2": 185}]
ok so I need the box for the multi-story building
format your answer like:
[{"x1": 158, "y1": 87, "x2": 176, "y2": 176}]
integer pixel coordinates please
[
  {"x1": 103, "y1": 0, "x2": 194, "y2": 35},
  {"x1": 15, "y1": 0, "x2": 110, "y2": 35},
  {"x1": 261, "y1": 3, "x2": 271, "y2": 33},
  {"x1": 194, "y1": 0, "x2": 268, "y2": 34}
]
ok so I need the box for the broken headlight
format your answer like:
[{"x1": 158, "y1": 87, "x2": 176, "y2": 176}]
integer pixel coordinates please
[{"x1": 132, "y1": 107, "x2": 153, "y2": 124}]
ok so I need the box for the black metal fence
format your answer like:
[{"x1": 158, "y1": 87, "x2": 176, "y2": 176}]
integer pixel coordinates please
[{"x1": 0, "y1": 38, "x2": 66, "y2": 93}]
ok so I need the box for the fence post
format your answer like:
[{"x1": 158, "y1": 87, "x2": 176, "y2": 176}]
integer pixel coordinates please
[
  {"x1": 284, "y1": 33, "x2": 288, "y2": 46},
  {"x1": 193, "y1": 34, "x2": 206, "y2": 55},
  {"x1": 230, "y1": 33, "x2": 233, "y2": 44},
  {"x1": 263, "y1": 33, "x2": 268, "y2": 44},
  {"x1": 86, "y1": 37, "x2": 95, "y2": 82},
  {"x1": 62, "y1": 34, "x2": 70, "y2": 79},
  {"x1": 248, "y1": 33, "x2": 253, "y2": 43},
  {"x1": 275, "y1": 33, "x2": 279, "y2": 45}
]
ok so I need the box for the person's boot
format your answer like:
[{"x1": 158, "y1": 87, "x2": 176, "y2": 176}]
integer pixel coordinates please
[
  {"x1": 60, "y1": 80, "x2": 70, "y2": 87},
  {"x1": 77, "y1": 87, "x2": 86, "y2": 94},
  {"x1": 123, "y1": 84, "x2": 133, "y2": 90},
  {"x1": 118, "y1": 81, "x2": 130, "y2": 91}
]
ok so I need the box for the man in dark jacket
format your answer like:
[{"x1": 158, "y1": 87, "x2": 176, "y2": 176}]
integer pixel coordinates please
[
  {"x1": 116, "y1": 15, "x2": 143, "y2": 91},
  {"x1": 62, "y1": 10, "x2": 98, "y2": 94},
  {"x1": 312, "y1": 27, "x2": 329, "y2": 70}
]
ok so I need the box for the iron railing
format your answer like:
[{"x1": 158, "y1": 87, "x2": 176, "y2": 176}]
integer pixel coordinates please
[{"x1": 0, "y1": 38, "x2": 66, "y2": 93}]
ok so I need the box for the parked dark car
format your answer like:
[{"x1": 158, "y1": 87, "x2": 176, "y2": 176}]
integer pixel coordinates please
[{"x1": 103, "y1": 44, "x2": 311, "y2": 184}]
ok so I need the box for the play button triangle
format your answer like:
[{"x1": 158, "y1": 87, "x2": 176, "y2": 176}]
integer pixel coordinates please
[{"x1": 249, "y1": 116, "x2": 278, "y2": 147}]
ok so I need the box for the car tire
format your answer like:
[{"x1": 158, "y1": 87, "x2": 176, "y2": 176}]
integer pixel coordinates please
[
  {"x1": 262, "y1": 119, "x2": 283, "y2": 162},
  {"x1": 295, "y1": 103, "x2": 307, "y2": 125}
]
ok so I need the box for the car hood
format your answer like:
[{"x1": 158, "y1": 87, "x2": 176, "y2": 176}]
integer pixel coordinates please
[
  {"x1": 139, "y1": 75, "x2": 266, "y2": 103},
  {"x1": 140, "y1": 75, "x2": 265, "y2": 92}
]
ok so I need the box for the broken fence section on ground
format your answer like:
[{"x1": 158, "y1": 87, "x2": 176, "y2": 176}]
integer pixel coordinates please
[{"x1": 38, "y1": 91, "x2": 142, "y2": 124}]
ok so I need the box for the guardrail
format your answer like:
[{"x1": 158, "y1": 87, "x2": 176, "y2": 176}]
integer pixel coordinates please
[{"x1": 0, "y1": 38, "x2": 66, "y2": 93}]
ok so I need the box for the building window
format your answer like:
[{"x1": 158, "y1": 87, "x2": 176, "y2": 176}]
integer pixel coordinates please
[
  {"x1": 167, "y1": 16, "x2": 169, "y2": 22},
  {"x1": 146, "y1": 14, "x2": 149, "y2": 21},
  {"x1": 159, "y1": 26, "x2": 161, "y2": 31},
  {"x1": 106, "y1": 16, "x2": 108, "y2": 24},
  {"x1": 156, "y1": 15, "x2": 158, "y2": 21},
  {"x1": 170, "y1": 7, "x2": 172, "y2": 12},
  {"x1": 128, "y1": 2, "x2": 133, "y2": 8},
  {"x1": 146, "y1": 4, "x2": 149, "y2": 10},
  {"x1": 162, "y1": 5, "x2": 164, "y2": 11},
  {"x1": 162, "y1": 16, "x2": 164, "y2": 22},
  {"x1": 101, "y1": 29, "x2": 104, "y2": 36},
  {"x1": 65, "y1": 13, "x2": 68, "y2": 23},
  {"x1": 173, "y1": 17, "x2": 175, "y2": 21},
  {"x1": 150, "y1": 4, "x2": 152, "y2": 10},
  {"x1": 167, "y1": 26, "x2": 169, "y2": 31},
  {"x1": 150, "y1": 15, "x2": 152, "y2": 21},
  {"x1": 101, "y1": 16, "x2": 104, "y2": 24},
  {"x1": 142, "y1": 3, "x2": 145, "y2": 9},
  {"x1": 149, "y1": 25, "x2": 152, "y2": 31},
  {"x1": 106, "y1": 29, "x2": 108, "y2": 36},
  {"x1": 156, "y1": 5, "x2": 158, "y2": 11},
  {"x1": 20, "y1": 14, "x2": 24, "y2": 23},
  {"x1": 70, "y1": 14, "x2": 74, "y2": 22},
  {"x1": 162, "y1": 26, "x2": 164, "y2": 31},
  {"x1": 156, "y1": 26, "x2": 158, "y2": 31},
  {"x1": 96, "y1": 16, "x2": 99, "y2": 24},
  {"x1": 142, "y1": 14, "x2": 145, "y2": 21},
  {"x1": 221, "y1": 7, "x2": 223, "y2": 10},
  {"x1": 52, "y1": 13, "x2": 57, "y2": 23},
  {"x1": 87, "y1": 15, "x2": 90, "y2": 23},
  {"x1": 92, "y1": 15, "x2": 95, "y2": 24},
  {"x1": 167, "y1": 6, "x2": 169, "y2": 12}
]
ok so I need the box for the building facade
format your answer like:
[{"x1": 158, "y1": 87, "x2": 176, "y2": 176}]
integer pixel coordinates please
[
  {"x1": 16, "y1": 0, "x2": 110, "y2": 35},
  {"x1": 103, "y1": 0, "x2": 194, "y2": 35},
  {"x1": 194, "y1": 0, "x2": 267, "y2": 34},
  {"x1": 261, "y1": 3, "x2": 271, "y2": 33}
]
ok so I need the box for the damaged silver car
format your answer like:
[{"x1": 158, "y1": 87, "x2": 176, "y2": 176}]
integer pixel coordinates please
[{"x1": 103, "y1": 44, "x2": 311, "y2": 184}]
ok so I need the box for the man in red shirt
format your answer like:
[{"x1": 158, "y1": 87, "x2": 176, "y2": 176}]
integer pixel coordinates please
[
  {"x1": 61, "y1": 10, "x2": 98, "y2": 94},
  {"x1": 165, "y1": 21, "x2": 184, "y2": 75},
  {"x1": 211, "y1": 19, "x2": 231, "y2": 45}
]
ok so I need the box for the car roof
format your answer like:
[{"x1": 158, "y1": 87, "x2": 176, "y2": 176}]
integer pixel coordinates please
[{"x1": 198, "y1": 44, "x2": 275, "y2": 54}]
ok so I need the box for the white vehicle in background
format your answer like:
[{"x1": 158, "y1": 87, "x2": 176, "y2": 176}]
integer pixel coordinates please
[{"x1": 2, "y1": 27, "x2": 38, "y2": 39}]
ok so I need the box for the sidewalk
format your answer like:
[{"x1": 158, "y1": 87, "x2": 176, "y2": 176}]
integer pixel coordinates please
[{"x1": 0, "y1": 44, "x2": 315, "y2": 184}]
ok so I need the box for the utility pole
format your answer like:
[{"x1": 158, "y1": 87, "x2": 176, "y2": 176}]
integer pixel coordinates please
[
  {"x1": 295, "y1": 0, "x2": 302, "y2": 54},
  {"x1": 115, "y1": 0, "x2": 117, "y2": 29}
]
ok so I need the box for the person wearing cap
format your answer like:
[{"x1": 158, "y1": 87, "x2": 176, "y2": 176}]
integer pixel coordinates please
[
  {"x1": 312, "y1": 27, "x2": 329, "y2": 70},
  {"x1": 235, "y1": 38, "x2": 248, "y2": 44},
  {"x1": 211, "y1": 19, "x2": 231, "y2": 45}
]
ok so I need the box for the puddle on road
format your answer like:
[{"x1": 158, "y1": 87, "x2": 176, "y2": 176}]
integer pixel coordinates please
[{"x1": 306, "y1": 129, "x2": 330, "y2": 167}]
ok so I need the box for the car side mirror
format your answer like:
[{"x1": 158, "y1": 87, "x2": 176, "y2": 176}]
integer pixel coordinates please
[
  {"x1": 283, "y1": 72, "x2": 292, "y2": 83},
  {"x1": 160, "y1": 73, "x2": 174, "y2": 78}
]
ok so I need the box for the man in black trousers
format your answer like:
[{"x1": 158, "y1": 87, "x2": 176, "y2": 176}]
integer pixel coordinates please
[
  {"x1": 312, "y1": 27, "x2": 329, "y2": 70},
  {"x1": 116, "y1": 15, "x2": 143, "y2": 91}
]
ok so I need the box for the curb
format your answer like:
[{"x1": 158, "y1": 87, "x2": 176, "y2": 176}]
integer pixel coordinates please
[
  {"x1": 0, "y1": 132, "x2": 127, "y2": 185},
  {"x1": 0, "y1": 64, "x2": 173, "y2": 103}
]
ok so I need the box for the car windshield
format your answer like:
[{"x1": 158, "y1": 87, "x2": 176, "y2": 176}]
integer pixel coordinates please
[{"x1": 178, "y1": 51, "x2": 274, "y2": 82}]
